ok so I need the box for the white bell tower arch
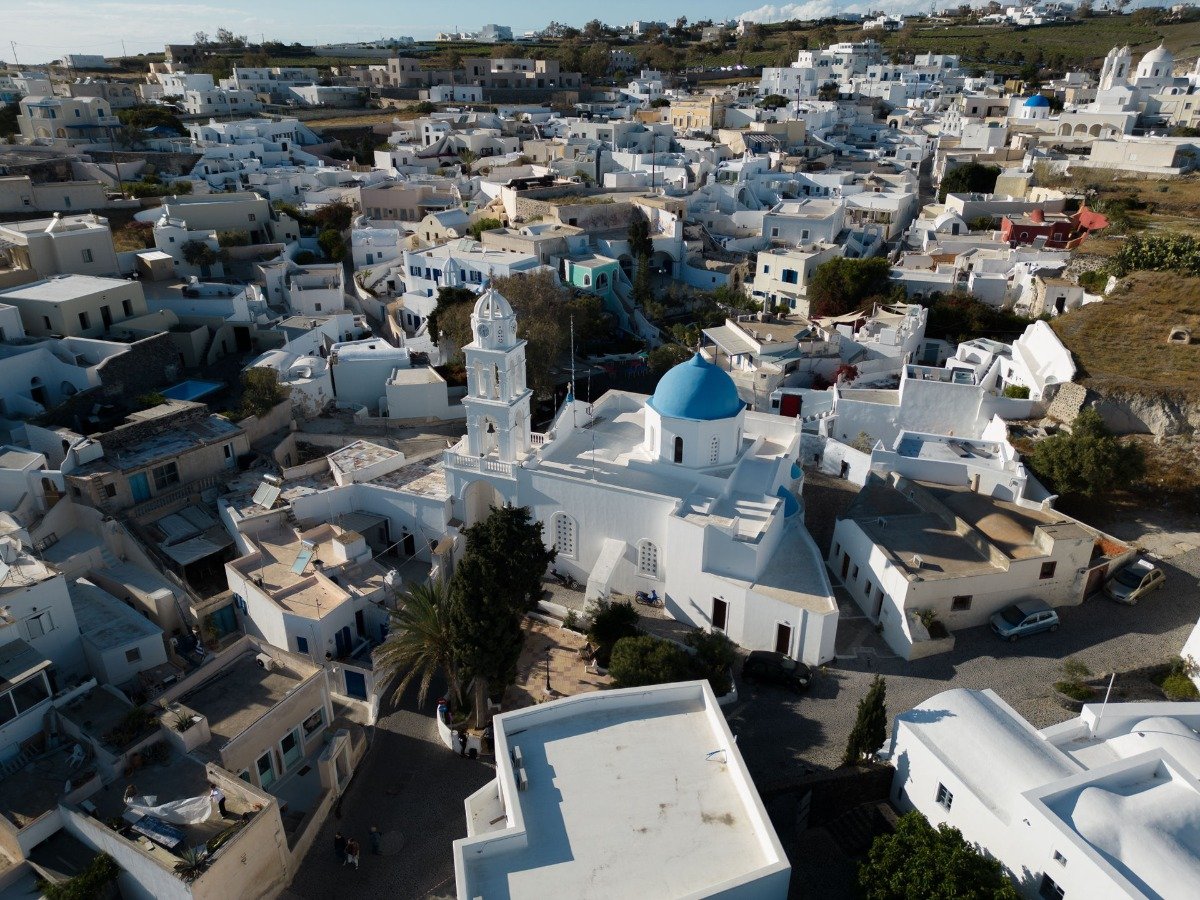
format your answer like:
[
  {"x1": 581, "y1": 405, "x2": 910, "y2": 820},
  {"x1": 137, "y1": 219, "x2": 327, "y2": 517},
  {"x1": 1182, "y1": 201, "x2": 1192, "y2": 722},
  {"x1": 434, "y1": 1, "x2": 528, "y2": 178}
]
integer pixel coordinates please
[{"x1": 461, "y1": 286, "x2": 532, "y2": 462}]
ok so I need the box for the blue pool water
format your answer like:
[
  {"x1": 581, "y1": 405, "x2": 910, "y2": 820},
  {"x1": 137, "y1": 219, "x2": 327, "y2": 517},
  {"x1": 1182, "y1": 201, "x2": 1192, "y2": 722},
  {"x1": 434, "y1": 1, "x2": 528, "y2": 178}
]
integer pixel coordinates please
[{"x1": 162, "y1": 380, "x2": 223, "y2": 402}]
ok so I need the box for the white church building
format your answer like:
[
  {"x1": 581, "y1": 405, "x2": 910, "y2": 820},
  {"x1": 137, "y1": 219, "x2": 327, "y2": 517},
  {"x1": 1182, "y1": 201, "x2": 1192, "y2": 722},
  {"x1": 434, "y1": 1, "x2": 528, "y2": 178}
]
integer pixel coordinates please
[{"x1": 440, "y1": 287, "x2": 839, "y2": 665}]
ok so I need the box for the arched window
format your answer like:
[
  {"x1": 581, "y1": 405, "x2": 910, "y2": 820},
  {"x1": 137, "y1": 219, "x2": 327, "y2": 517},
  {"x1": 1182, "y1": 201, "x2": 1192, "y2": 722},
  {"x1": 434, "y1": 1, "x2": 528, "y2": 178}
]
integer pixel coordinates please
[
  {"x1": 552, "y1": 512, "x2": 576, "y2": 558},
  {"x1": 638, "y1": 541, "x2": 659, "y2": 578},
  {"x1": 709, "y1": 436, "x2": 720, "y2": 464},
  {"x1": 673, "y1": 436, "x2": 684, "y2": 464}
]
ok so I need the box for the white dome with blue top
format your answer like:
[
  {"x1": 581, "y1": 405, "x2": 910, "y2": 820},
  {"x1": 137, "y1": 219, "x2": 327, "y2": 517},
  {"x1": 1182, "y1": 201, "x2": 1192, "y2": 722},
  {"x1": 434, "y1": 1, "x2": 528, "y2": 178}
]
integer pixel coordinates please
[{"x1": 648, "y1": 352, "x2": 744, "y2": 421}]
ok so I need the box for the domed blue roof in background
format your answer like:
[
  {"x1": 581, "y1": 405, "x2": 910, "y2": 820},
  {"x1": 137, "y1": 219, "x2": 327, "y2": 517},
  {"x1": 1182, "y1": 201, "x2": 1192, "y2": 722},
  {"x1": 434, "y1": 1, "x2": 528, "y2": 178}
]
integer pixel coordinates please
[
  {"x1": 648, "y1": 353, "x2": 744, "y2": 421},
  {"x1": 777, "y1": 486, "x2": 800, "y2": 517},
  {"x1": 1023, "y1": 94, "x2": 1050, "y2": 107},
  {"x1": 790, "y1": 462, "x2": 802, "y2": 481}
]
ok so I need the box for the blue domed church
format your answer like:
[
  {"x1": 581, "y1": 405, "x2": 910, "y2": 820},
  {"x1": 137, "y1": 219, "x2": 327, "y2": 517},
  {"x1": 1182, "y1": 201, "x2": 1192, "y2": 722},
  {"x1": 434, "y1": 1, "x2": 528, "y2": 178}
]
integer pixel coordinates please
[{"x1": 443, "y1": 288, "x2": 838, "y2": 665}]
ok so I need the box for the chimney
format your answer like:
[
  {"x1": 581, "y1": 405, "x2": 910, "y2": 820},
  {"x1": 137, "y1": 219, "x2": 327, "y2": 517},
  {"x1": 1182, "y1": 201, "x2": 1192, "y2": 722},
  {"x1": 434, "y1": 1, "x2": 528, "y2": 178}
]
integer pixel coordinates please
[{"x1": 1030, "y1": 208, "x2": 1045, "y2": 224}]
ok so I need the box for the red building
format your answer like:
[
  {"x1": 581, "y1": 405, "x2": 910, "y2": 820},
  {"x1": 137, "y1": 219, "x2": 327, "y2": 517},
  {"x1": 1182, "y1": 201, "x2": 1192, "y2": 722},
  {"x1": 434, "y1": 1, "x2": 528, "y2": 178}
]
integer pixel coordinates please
[{"x1": 1000, "y1": 205, "x2": 1108, "y2": 250}]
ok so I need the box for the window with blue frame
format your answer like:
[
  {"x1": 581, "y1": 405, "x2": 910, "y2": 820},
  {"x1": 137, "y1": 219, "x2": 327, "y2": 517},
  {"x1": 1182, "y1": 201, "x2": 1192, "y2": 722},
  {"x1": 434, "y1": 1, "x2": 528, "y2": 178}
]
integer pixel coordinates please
[{"x1": 296, "y1": 635, "x2": 309, "y2": 654}]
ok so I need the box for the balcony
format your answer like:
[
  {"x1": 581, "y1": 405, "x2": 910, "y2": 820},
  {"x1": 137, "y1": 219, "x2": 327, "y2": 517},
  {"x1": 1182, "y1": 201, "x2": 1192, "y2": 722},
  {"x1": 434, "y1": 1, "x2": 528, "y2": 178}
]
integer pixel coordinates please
[{"x1": 442, "y1": 448, "x2": 514, "y2": 478}]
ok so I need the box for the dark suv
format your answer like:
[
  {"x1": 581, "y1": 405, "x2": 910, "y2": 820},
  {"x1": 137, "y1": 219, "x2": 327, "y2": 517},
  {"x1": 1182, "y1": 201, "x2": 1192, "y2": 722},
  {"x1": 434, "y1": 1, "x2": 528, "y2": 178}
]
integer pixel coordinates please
[{"x1": 742, "y1": 651, "x2": 812, "y2": 693}]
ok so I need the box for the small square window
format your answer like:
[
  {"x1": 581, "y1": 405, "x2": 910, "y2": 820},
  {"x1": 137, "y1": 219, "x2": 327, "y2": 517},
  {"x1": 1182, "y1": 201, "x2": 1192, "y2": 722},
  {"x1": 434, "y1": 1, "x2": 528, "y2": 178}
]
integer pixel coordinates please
[
  {"x1": 104, "y1": 483, "x2": 117, "y2": 498},
  {"x1": 951, "y1": 595, "x2": 973, "y2": 611},
  {"x1": 936, "y1": 783, "x2": 953, "y2": 810},
  {"x1": 125, "y1": 648, "x2": 142, "y2": 663},
  {"x1": 1040, "y1": 561, "x2": 1057, "y2": 580},
  {"x1": 1053, "y1": 850, "x2": 1067, "y2": 866}
]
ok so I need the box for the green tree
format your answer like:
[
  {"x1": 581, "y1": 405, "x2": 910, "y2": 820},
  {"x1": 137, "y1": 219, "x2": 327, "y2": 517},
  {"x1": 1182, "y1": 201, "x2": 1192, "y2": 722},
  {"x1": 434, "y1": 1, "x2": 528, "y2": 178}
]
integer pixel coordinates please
[
  {"x1": 0, "y1": 102, "x2": 19, "y2": 138},
  {"x1": 759, "y1": 94, "x2": 789, "y2": 110},
  {"x1": 318, "y1": 228, "x2": 346, "y2": 261},
  {"x1": 375, "y1": 579, "x2": 460, "y2": 707},
  {"x1": 609, "y1": 635, "x2": 692, "y2": 688},
  {"x1": 449, "y1": 506, "x2": 555, "y2": 727},
  {"x1": 586, "y1": 597, "x2": 641, "y2": 667},
  {"x1": 240, "y1": 367, "x2": 288, "y2": 416},
  {"x1": 1029, "y1": 408, "x2": 1144, "y2": 499},
  {"x1": 647, "y1": 343, "x2": 692, "y2": 374},
  {"x1": 39, "y1": 853, "x2": 120, "y2": 900},
  {"x1": 180, "y1": 240, "x2": 217, "y2": 269},
  {"x1": 117, "y1": 104, "x2": 185, "y2": 135},
  {"x1": 807, "y1": 256, "x2": 893, "y2": 318},
  {"x1": 859, "y1": 811, "x2": 1019, "y2": 900},
  {"x1": 491, "y1": 270, "x2": 572, "y2": 399},
  {"x1": 311, "y1": 199, "x2": 353, "y2": 232},
  {"x1": 938, "y1": 162, "x2": 1002, "y2": 202},
  {"x1": 468, "y1": 216, "x2": 503, "y2": 240},
  {"x1": 628, "y1": 215, "x2": 654, "y2": 260},
  {"x1": 843, "y1": 674, "x2": 888, "y2": 766},
  {"x1": 684, "y1": 628, "x2": 738, "y2": 696}
]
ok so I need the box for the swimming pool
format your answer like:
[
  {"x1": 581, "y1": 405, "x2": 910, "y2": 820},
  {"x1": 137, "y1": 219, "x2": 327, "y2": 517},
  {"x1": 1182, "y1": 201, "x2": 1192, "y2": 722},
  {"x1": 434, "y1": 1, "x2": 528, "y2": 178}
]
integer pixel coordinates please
[{"x1": 162, "y1": 380, "x2": 224, "y2": 402}]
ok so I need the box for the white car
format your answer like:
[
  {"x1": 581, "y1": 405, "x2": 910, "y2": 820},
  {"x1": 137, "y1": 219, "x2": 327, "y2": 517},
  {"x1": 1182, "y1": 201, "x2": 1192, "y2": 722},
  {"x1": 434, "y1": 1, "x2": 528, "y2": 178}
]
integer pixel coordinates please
[{"x1": 1103, "y1": 558, "x2": 1165, "y2": 605}]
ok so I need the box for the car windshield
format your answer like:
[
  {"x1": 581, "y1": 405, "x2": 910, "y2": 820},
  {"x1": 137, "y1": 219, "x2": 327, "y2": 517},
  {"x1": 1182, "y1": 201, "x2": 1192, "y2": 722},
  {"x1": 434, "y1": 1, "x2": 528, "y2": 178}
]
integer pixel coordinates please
[
  {"x1": 778, "y1": 657, "x2": 797, "y2": 671},
  {"x1": 1115, "y1": 568, "x2": 1144, "y2": 588},
  {"x1": 1000, "y1": 606, "x2": 1026, "y2": 626}
]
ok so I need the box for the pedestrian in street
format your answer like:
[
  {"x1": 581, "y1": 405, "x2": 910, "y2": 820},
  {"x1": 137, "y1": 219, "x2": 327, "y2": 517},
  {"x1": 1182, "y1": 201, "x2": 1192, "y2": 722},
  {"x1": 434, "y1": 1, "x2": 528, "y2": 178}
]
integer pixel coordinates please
[
  {"x1": 369, "y1": 825, "x2": 382, "y2": 855},
  {"x1": 344, "y1": 837, "x2": 360, "y2": 869},
  {"x1": 334, "y1": 830, "x2": 346, "y2": 861},
  {"x1": 123, "y1": 784, "x2": 138, "y2": 803},
  {"x1": 457, "y1": 728, "x2": 468, "y2": 758},
  {"x1": 209, "y1": 784, "x2": 227, "y2": 818}
]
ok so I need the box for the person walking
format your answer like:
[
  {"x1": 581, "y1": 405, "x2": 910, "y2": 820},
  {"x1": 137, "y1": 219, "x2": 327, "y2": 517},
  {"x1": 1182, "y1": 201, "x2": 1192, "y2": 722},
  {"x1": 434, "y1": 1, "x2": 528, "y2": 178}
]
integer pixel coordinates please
[
  {"x1": 369, "y1": 825, "x2": 382, "y2": 855},
  {"x1": 334, "y1": 831, "x2": 346, "y2": 861},
  {"x1": 209, "y1": 785, "x2": 227, "y2": 818},
  {"x1": 344, "y1": 837, "x2": 360, "y2": 869}
]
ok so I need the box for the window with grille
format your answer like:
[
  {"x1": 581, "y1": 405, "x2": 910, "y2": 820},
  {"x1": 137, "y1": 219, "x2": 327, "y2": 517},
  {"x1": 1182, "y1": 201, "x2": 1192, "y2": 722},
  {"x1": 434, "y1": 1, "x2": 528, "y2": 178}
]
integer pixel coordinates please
[
  {"x1": 709, "y1": 436, "x2": 719, "y2": 464},
  {"x1": 638, "y1": 541, "x2": 658, "y2": 577},
  {"x1": 553, "y1": 513, "x2": 575, "y2": 558},
  {"x1": 936, "y1": 783, "x2": 953, "y2": 810}
]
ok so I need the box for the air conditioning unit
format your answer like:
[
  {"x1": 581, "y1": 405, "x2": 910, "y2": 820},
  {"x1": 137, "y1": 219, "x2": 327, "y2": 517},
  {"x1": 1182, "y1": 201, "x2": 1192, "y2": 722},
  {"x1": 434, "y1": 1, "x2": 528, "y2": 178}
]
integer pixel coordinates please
[{"x1": 255, "y1": 653, "x2": 276, "y2": 671}]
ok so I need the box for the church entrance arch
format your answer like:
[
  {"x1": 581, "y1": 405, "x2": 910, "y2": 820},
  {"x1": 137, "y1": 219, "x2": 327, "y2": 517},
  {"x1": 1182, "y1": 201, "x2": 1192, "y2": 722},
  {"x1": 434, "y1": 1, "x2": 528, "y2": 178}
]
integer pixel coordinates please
[{"x1": 462, "y1": 479, "x2": 505, "y2": 527}]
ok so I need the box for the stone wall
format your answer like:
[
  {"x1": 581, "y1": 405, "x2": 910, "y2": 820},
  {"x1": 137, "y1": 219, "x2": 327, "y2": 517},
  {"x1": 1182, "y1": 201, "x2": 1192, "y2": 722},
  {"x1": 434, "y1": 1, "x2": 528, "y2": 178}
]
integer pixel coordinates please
[
  {"x1": 1045, "y1": 381, "x2": 1087, "y2": 425},
  {"x1": 96, "y1": 402, "x2": 211, "y2": 455},
  {"x1": 95, "y1": 333, "x2": 180, "y2": 401}
]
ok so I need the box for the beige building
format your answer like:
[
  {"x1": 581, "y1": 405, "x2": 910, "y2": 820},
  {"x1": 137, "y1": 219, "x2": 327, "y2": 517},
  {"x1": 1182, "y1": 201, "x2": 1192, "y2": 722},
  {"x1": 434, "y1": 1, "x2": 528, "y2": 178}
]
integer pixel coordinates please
[
  {"x1": 748, "y1": 242, "x2": 844, "y2": 316},
  {"x1": 669, "y1": 95, "x2": 728, "y2": 133},
  {"x1": 65, "y1": 401, "x2": 250, "y2": 513},
  {"x1": 0, "y1": 214, "x2": 120, "y2": 282},
  {"x1": 17, "y1": 95, "x2": 120, "y2": 144},
  {"x1": 357, "y1": 181, "x2": 459, "y2": 224},
  {"x1": 0, "y1": 176, "x2": 110, "y2": 215},
  {"x1": 0, "y1": 274, "x2": 147, "y2": 338}
]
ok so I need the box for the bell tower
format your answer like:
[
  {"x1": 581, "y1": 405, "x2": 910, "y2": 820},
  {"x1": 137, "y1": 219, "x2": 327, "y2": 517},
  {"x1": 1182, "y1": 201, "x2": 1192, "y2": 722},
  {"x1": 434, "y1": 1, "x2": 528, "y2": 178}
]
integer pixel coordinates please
[{"x1": 461, "y1": 286, "x2": 532, "y2": 462}]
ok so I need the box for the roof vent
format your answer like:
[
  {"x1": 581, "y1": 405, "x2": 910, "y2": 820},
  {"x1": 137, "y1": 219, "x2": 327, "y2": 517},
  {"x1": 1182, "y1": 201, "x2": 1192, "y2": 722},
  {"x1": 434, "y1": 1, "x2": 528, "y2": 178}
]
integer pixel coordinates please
[{"x1": 911, "y1": 554, "x2": 924, "y2": 570}]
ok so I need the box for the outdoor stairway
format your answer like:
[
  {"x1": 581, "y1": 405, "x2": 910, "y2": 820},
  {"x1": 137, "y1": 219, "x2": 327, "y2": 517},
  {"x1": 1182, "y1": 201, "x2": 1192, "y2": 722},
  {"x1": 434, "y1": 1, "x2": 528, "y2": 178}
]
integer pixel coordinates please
[
  {"x1": 99, "y1": 547, "x2": 121, "y2": 569},
  {"x1": 823, "y1": 801, "x2": 897, "y2": 857},
  {"x1": 0, "y1": 748, "x2": 34, "y2": 778}
]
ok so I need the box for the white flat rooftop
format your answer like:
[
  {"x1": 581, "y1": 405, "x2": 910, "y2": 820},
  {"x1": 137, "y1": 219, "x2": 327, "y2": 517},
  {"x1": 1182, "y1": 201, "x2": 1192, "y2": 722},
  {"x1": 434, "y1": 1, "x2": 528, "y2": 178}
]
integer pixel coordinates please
[{"x1": 457, "y1": 682, "x2": 788, "y2": 899}]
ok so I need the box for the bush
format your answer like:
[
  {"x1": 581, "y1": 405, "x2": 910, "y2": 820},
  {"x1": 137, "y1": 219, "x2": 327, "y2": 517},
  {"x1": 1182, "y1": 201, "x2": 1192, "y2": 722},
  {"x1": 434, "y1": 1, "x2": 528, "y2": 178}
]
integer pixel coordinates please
[
  {"x1": 807, "y1": 257, "x2": 893, "y2": 318},
  {"x1": 318, "y1": 228, "x2": 346, "y2": 262},
  {"x1": 468, "y1": 216, "x2": 503, "y2": 240},
  {"x1": 217, "y1": 229, "x2": 250, "y2": 247},
  {"x1": 684, "y1": 629, "x2": 737, "y2": 696},
  {"x1": 1078, "y1": 269, "x2": 1108, "y2": 293},
  {"x1": 124, "y1": 178, "x2": 192, "y2": 198},
  {"x1": 39, "y1": 853, "x2": 120, "y2": 900},
  {"x1": 1110, "y1": 232, "x2": 1200, "y2": 277},
  {"x1": 136, "y1": 392, "x2": 167, "y2": 409},
  {"x1": 413, "y1": 101, "x2": 436, "y2": 114},
  {"x1": 240, "y1": 368, "x2": 289, "y2": 418},
  {"x1": 1054, "y1": 680, "x2": 1093, "y2": 701},
  {"x1": 1002, "y1": 384, "x2": 1030, "y2": 399},
  {"x1": 294, "y1": 250, "x2": 316, "y2": 265},
  {"x1": 1029, "y1": 409, "x2": 1144, "y2": 499},
  {"x1": 1161, "y1": 673, "x2": 1200, "y2": 701},
  {"x1": 609, "y1": 635, "x2": 692, "y2": 688},
  {"x1": 937, "y1": 161, "x2": 1001, "y2": 202},
  {"x1": 587, "y1": 597, "x2": 640, "y2": 667}
]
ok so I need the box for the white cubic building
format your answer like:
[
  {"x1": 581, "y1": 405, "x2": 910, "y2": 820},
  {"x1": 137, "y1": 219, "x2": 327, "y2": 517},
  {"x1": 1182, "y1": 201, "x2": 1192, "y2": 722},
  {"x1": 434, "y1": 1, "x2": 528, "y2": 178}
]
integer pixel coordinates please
[
  {"x1": 888, "y1": 689, "x2": 1200, "y2": 900},
  {"x1": 454, "y1": 681, "x2": 791, "y2": 899},
  {"x1": 441, "y1": 287, "x2": 838, "y2": 664}
]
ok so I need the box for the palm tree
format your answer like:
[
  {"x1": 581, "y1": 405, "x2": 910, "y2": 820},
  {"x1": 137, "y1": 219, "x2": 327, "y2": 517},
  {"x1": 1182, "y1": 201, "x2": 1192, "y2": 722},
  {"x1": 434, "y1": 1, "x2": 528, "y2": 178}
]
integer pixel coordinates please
[{"x1": 374, "y1": 579, "x2": 460, "y2": 709}]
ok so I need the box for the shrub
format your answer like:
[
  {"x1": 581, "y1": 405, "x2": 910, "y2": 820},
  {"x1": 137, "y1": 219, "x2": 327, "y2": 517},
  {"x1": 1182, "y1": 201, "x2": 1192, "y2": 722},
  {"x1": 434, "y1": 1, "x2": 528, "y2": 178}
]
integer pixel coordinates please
[
  {"x1": 609, "y1": 635, "x2": 691, "y2": 688},
  {"x1": 1029, "y1": 409, "x2": 1144, "y2": 499},
  {"x1": 136, "y1": 392, "x2": 167, "y2": 408},
  {"x1": 937, "y1": 161, "x2": 1001, "y2": 202},
  {"x1": 1109, "y1": 232, "x2": 1200, "y2": 277},
  {"x1": 294, "y1": 250, "x2": 315, "y2": 264},
  {"x1": 1002, "y1": 384, "x2": 1030, "y2": 399},
  {"x1": 318, "y1": 228, "x2": 346, "y2": 262},
  {"x1": 39, "y1": 853, "x2": 120, "y2": 900},
  {"x1": 216, "y1": 229, "x2": 250, "y2": 247},
  {"x1": 240, "y1": 367, "x2": 288, "y2": 418},
  {"x1": 807, "y1": 257, "x2": 893, "y2": 318},
  {"x1": 587, "y1": 597, "x2": 640, "y2": 667},
  {"x1": 1078, "y1": 269, "x2": 1108, "y2": 293},
  {"x1": 684, "y1": 629, "x2": 737, "y2": 696},
  {"x1": 1054, "y1": 680, "x2": 1093, "y2": 701},
  {"x1": 1161, "y1": 673, "x2": 1200, "y2": 701},
  {"x1": 124, "y1": 179, "x2": 192, "y2": 198},
  {"x1": 172, "y1": 710, "x2": 196, "y2": 732}
]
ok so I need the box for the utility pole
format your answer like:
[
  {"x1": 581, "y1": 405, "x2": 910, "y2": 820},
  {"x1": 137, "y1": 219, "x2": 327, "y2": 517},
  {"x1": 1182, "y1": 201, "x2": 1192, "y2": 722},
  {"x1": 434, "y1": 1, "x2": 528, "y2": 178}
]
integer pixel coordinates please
[
  {"x1": 121, "y1": 40, "x2": 127, "y2": 59},
  {"x1": 9, "y1": 42, "x2": 18, "y2": 68}
]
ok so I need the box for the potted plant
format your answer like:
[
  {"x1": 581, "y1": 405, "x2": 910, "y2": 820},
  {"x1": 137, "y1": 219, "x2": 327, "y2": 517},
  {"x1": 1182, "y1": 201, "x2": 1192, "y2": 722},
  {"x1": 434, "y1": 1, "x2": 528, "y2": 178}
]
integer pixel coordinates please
[
  {"x1": 916, "y1": 609, "x2": 949, "y2": 640},
  {"x1": 172, "y1": 711, "x2": 196, "y2": 733}
]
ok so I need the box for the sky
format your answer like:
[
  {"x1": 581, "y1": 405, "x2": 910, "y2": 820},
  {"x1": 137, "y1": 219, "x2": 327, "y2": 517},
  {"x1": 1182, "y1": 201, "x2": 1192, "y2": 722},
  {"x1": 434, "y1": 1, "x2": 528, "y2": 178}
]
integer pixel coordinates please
[{"x1": 0, "y1": 1, "x2": 1162, "y2": 64}]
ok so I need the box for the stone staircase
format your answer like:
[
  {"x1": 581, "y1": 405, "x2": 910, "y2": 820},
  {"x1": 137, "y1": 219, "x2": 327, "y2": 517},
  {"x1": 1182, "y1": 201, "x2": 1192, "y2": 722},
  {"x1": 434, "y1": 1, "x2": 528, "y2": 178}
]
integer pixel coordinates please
[{"x1": 823, "y1": 801, "x2": 898, "y2": 857}]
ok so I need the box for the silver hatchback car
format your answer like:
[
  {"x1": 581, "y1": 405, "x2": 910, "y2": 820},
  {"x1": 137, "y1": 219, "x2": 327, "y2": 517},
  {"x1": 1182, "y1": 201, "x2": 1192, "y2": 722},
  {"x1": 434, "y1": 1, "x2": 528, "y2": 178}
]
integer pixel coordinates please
[
  {"x1": 990, "y1": 599, "x2": 1060, "y2": 642},
  {"x1": 1104, "y1": 558, "x2": 1165, "y2": 605}
]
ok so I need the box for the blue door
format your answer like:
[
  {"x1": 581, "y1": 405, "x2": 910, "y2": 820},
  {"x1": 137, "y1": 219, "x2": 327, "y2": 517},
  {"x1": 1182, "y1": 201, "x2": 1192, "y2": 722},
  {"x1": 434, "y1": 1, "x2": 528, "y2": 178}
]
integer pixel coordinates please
[
  {"x1": 344, "y1": 670, "x2": 367, "y2": 700},
  {"x1": 210, "y1": 604, "x2": 238, "y2": 637},
  {"x1": 129, "y1": 472, "x2": 150, "y2": 503},
  {"x1": 335, "y1": 626, "x2": 352, "y2": 658}
]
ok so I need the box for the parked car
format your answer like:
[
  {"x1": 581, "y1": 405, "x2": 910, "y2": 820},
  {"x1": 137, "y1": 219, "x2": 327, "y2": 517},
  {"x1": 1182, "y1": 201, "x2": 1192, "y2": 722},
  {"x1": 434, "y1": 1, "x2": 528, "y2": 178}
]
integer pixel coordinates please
[
  {"x1": 990, "y1": 599, "x2": 1060, "y2": 642},
  {"x1": 741, "y1": 651, "x2": 812, "y2": 693},
  {"x1": 1103, "y1": 558, "x2": 1165, "y2": 605}
]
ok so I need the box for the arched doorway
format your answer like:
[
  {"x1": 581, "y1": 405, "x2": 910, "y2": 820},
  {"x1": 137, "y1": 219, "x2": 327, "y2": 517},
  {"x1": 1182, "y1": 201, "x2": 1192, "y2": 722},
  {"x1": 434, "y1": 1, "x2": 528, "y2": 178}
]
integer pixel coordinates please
[{"x1": 461, "y1": 479, "x2": 505, "y2": 527}]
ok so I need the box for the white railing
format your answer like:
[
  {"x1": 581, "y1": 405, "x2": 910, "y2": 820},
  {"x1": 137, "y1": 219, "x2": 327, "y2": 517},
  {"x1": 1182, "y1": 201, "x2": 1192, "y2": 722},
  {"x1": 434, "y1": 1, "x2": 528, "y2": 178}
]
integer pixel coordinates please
[
  {"x1": 529, "y1": 432, "x2": 549, "y2": 447},
  {"x1": 443, "y1": 450, "x2": 514, "y2": 478}
]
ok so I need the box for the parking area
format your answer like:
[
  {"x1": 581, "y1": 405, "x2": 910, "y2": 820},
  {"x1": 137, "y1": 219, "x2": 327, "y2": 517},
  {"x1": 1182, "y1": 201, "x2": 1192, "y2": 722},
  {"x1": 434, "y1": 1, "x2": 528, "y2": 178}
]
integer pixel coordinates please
[{"x1": 731, "y1": 547, "x2": 1200, "y2": 783}]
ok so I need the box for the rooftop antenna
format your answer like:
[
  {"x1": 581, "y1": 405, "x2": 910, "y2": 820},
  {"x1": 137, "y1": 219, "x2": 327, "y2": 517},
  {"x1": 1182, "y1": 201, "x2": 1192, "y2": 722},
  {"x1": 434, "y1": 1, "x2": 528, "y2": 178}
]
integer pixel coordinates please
[{"x1": 569, "y1": 314, "x2": 577, "y2": 428}]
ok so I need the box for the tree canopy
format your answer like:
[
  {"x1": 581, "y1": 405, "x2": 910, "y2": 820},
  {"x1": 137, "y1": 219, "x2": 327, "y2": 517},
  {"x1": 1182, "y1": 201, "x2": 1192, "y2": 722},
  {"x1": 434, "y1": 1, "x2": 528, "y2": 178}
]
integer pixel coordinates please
[
  {"x1": 608, "y1": 635, "x2": 692, "y2": 688},
  {"x1": 240, "y1": 367, "x2": 290, "y2": 417},
  {"x1": 1029, "y1": 408, "x2": 1144, "y2": 500},
  {"x1": 807, "y1": 256, "x2": 894, "y2": 318},
  {"x1": 843, "y1": 674, "x2": 888, "y2": 766},
  {"x1": 449, "y1": 505, "x2": 555, "y2": 726},
  {"x1": 859, "y1": 811, "x2": 1019, "y2": 900},
  {"x1": 938, "y1": 162, "x2": 1002, "y2": 202}
]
